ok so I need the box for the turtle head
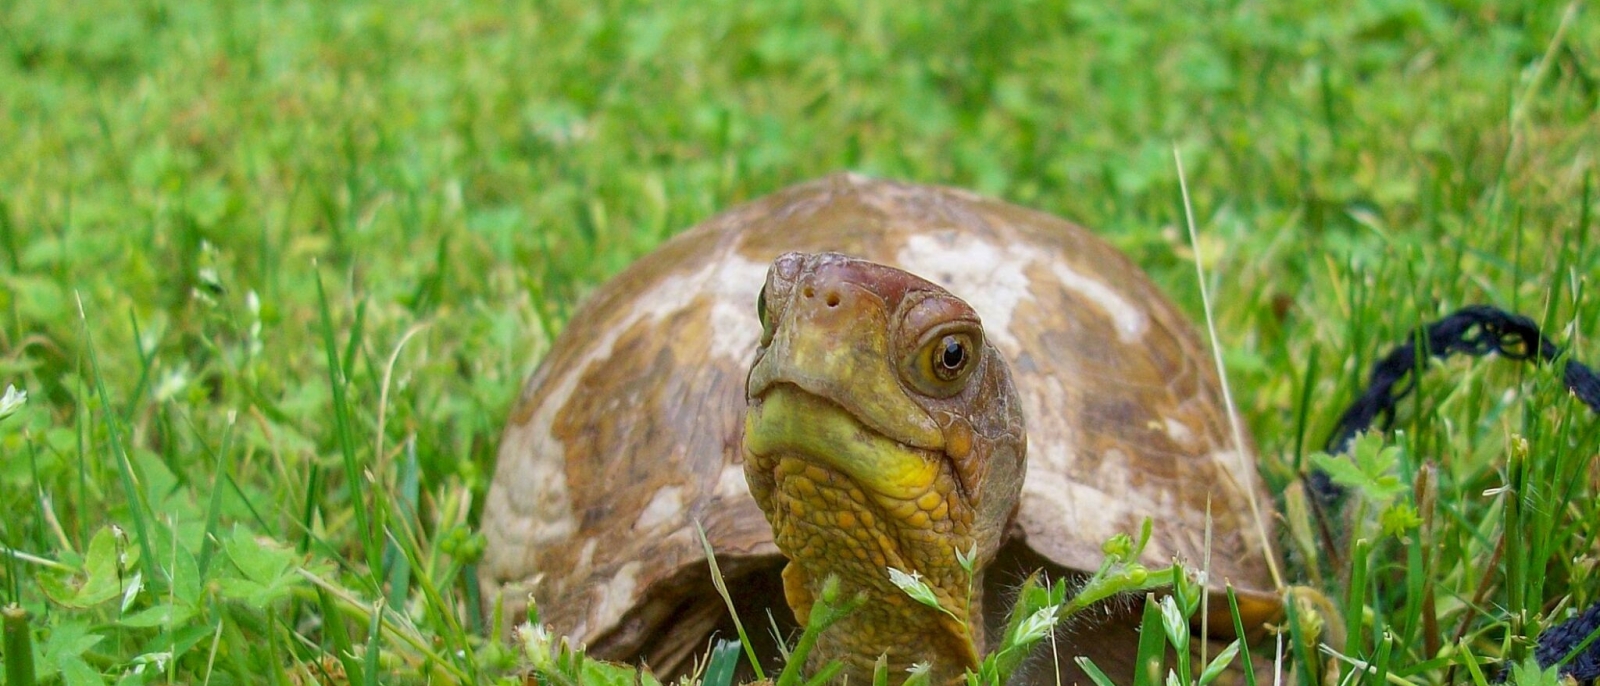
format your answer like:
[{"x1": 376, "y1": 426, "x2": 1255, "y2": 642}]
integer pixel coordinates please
[{"x1": 743, "y1": 251, "x2": 1026, "y2": 677}]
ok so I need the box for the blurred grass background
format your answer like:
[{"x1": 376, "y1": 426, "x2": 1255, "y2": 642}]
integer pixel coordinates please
[{"x1": 0, "y1": 0, "x2": 1596, "y2": 683}]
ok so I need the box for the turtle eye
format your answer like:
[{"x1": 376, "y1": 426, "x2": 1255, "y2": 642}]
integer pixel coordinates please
[
  {"x1": 896, "y1": 293, "x2": 983, "y2": 397},
  {"x1": 756, "y1": 283, "x2": 773, "y2": 345},
  {"x1": 933, "y1": 335, "x2": 968, "y2": 380},
  {"x1": 905, "y1": 328, "x2": 979, "y2": 397}
]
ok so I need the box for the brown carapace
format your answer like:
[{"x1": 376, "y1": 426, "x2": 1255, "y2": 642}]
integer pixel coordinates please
[{"x1": 479, "y1": 175, "x2": 1281, "y2": 683}]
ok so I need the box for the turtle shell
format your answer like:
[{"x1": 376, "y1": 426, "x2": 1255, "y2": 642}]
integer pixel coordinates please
[{"x1": 479, "y1": 174, "x2": 1278, "y2": 672}]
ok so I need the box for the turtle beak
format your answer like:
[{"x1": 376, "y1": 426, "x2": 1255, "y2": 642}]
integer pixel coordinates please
[
  {"x1": 746, "y1": 262, "x2": 943, "y2": 452},
  {"x1": 745, "y1": 260, "x2": 948, "y2": 500}
]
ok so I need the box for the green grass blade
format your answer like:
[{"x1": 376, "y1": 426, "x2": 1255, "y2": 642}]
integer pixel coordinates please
[
  {"x1": 1133, "y1": 594, "x2": 1167, "y2": 686},
  {"x1": 379, "y1": 524, "x2": 479, "y2": 682},
  {"x1": 1283, "y1": 590, "x2": 1317, "y2": 686},
  {"x1": 383, "y1": 438, "x2": 419, "y2": 608},
  {"x1": 694, "y1": 520, "x2": 766, "y2": 682},
  {"x1": 1074, "y1": 657, "x2": 1117, "y2": 686},
  {"x1": 362, "y1": 598, "x2": 384, "y2": 686},
  {"x1": 1225, "y1": 586, "x2": 1258, "y2": 686},
  {"x1": 703, "y1": 639, "x2": 742, "y2": 686},
  {"x1": 313, "y1": 268, "x2": 380, "y2": 579},
  {"x1": 0, "y1": 194, "x2": 19, "y2": 272},
  {"x1": 76, "y1": 295, "x2": 161, "y2": 586},
  {"x1": 196, "y1": 410, "x2": 238, "y2": 576},
  {"x1": 1343, "y1": 536, "x2": 1371, "y2": 675},
  {"x1": 317, "y1": 586, "x2": 365, "y2": 686},
  {"x1": 800, "y1": 660, "x2": 846, "y2": 686},
  {"x1": 3, "y1": 604, "x2": 36, "y2": 686}
]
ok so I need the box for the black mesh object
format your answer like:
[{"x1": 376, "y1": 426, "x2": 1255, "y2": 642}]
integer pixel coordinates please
[
  {"x1": 1324, "y1": 304, "x2": 1600, "y2": 454},
  {"x1": 1535, "y1": 601, "x2": 1600, "y2": 683},
  {"x1": 1313, "y1": 304, "x2": 1600, "y2": 682}
]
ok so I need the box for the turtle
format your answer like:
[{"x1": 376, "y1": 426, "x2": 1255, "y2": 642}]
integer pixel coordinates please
[{"x1": 478, "y1": 174, "x2": 1284, "y2": 683}]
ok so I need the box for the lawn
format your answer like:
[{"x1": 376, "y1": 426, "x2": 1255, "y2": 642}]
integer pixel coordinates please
[{"x1": 0, "y1": 0, "x2": 1597, "y2": 683}]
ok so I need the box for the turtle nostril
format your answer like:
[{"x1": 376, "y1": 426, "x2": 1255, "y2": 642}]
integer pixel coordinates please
[
  {"x1": 825, "y1": 292, "x2": 840, "y2": 308},
  {"x1": 802, "y1": 287, "x2": 815, "y2": 299}
]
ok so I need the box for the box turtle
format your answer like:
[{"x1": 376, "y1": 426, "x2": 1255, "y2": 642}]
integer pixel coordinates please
[{"x1": 480, "y1": 174, "x2": 1283, "y2": 682}]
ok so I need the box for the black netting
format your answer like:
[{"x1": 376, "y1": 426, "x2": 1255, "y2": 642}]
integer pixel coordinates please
[
  {"x1": 1325, "y1": 305, "x2": 1599, "y2": 454},
  {"x1": 1312, "y1": 304, "x2": 1599, "y2": 682},
  {"x1": 1535, "y1": 601, "x2": 1600, "y2": 683}
]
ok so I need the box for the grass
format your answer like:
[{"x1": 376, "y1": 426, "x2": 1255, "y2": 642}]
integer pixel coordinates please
[{"x1": 0, "y1": 0, "x2": 1597, "y2": 683}]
